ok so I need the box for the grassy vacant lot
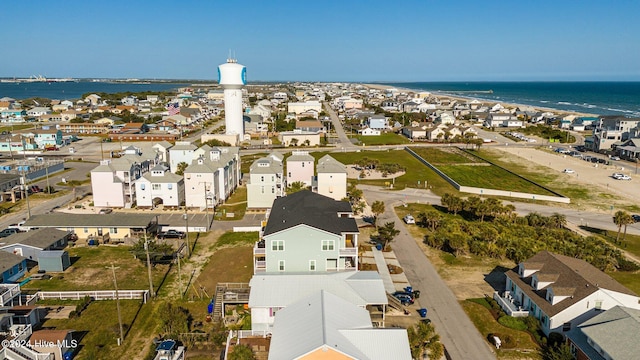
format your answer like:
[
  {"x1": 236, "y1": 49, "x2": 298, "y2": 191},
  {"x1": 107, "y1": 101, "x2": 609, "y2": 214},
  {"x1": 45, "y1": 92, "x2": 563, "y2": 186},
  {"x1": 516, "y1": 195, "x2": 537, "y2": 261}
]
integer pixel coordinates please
[
  {"x1": 311, "y1": 149, "x2": 453, "y2": 193},
  {"x1": 462, "y1": 300, "x2": 541, "y2": 360},
  {"x1": 409, "y1": 147, "x2": 557, "y2": 196},
  {"x1": 22, "y1": 246, "x2": 169, "y2": 291},
  {"x1": 353, "y1": 133, "x2": 411, "y2": 145},
  {"x1": 215, "y1": 186, "x2": 247, "y2": 220}
]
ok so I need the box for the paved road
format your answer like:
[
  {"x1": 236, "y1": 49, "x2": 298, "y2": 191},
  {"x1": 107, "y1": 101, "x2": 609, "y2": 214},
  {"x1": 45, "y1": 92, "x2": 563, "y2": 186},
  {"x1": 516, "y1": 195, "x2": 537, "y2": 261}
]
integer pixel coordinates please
[
  {"x1": 323, "y1": 102, "x2": 357, "y2": 150},
  {"x1": 363, "y1": 187, "x2": 497, "y2": 360}
]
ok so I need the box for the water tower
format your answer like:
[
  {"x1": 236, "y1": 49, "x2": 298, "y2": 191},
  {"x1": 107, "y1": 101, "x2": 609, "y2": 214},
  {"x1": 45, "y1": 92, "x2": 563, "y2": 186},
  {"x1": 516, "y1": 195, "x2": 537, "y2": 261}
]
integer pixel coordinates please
[{"x1": 218, "y1": 58, "x2": 246, "y2": 136}]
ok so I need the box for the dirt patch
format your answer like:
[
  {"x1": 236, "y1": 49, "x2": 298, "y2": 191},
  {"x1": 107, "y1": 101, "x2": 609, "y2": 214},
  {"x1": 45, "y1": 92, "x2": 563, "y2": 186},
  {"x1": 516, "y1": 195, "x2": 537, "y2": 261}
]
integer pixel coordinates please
[
  {"x1": 346, "y1": 165, "x2": 405, "y2": 180},
  {"x1": 194, "y1": 246, "x2": 254, "y2": 298},
  {"x1": 388, "y1": 264, "x2": 403, "y2": 274}
]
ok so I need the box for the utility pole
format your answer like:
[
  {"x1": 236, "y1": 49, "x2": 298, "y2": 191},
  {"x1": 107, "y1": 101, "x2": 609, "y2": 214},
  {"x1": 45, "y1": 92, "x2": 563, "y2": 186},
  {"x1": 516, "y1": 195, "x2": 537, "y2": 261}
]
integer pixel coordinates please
[
  {"x1": 176, "y1": 240, "x2": 183, "y2": 297},
  {"x1": 22, "y1": 170, "x2": 31, "y2": 219},
  {"x1": 143, "y1": 229, "x2": 154, "y2": 297},
  {"x1": 183, "y1": 210, "x2": 190, "y2": 257},
  {"x1": 109, "y1": 264, "x2": 124, "y2": 345}
]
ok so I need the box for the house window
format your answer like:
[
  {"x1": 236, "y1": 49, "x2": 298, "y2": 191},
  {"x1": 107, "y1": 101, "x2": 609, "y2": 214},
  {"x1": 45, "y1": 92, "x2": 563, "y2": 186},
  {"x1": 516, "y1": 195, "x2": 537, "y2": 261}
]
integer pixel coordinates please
[
  {"x1": 309, "y1": 260, "x2": 316, "y2": 271},
  {"x1": 272, "y1": 240, "x2": 284, "y2": 251},
  {"x1": 111, "y1": 228, "x2": 118, "y2": 233},
  {"x1": 84, "y1": 228, "x2": 89, "y2": 233},
  {"x1": 302, "y1": 162, "x2": 305, "y2": 167},
  {"x1": 321, "y1": 240, "x2": 335, "y2": 251},
  {"x1": 278, "y1": 260, "x2": 285, "y2": 272},
  {"x1": 141, "y1": 184, "x2": 145, "y2": 190},
  {"x1": 288, "y1": 172, "x2": 291, "y2": 178},
  {"x1": 152, "y1": 184, "x2": 161, "y2": 190},
  {"x1": 261, "y1": 176, "x2": 264, "y2": 182},
  {"x1": 261, "y1": 186, "x2": 264, "y2": 194},
  {"x1": 595, "y1": 300, "x2": 603, "y2": 310},
  {"x1": 271, "y1": 187, "x2": 274, "y2": 194},
  {"x1": 168, "y1": 184, "x2": 173, "y2": 190},
  {"x1": 18, "y1": 263, "x2": 23, "y2": 272}
]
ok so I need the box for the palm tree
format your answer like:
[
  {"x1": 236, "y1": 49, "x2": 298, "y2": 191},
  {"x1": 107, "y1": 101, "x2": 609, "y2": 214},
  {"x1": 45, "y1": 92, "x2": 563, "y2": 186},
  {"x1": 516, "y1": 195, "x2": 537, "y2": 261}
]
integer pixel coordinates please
[
  {"x1": 549, "y1": 213, "x2": 567, "y2": 229},
  {"x1": 613, "y1": 210, "x2": 631, "y2": 243},
  {"x1": 620, "y1": 212, "x2": 635, "y2": 244},
  {"x1": 378, "y1": 221, "x2": 400, "y2": 250},
  {"x1": 441, "y1": 193, "x2": 464, "y2": 215}
]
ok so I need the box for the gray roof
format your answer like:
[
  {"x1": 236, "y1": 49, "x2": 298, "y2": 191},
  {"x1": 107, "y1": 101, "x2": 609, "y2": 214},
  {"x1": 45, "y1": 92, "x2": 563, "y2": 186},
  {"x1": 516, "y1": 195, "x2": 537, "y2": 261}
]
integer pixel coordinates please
[
  {"x1": 0, "y1": 173, "x2": 20, "y2": 185},
  {"x1": 506, "y1": 251, "x2": 636, "y2": 317},
  {"x1": 567, "y1": 306, "x2": 640, "y2": 360},
  {"x1": 141, "y1": 170, "x2": 183, "y2": 183},
  {"x1": 23, "y1": 213, "x2": 156, "y2": 228},
  {"x1": 316, "y1": 155, "x2": 346, "y2": 174},
  {"x1": 170, "y1": 142, "x2": 197, "y2": 151},
  {"x1": 250, "y1": 157, "x2": 283, "y2": 174},
  {"x1": 286, "y1": 153, "x2": 314, "y2": 162},
  {"x1": 268, "y1": 290, "x2": 410, "y2": 360},
  {"x1": 0, "y1": 229, "x2": 69, "y2": 250},
  {"x1": 248, "y1": 271, "x2": 387, "y2": 308},
  {"x1": 0, "y1": 251, "x2": 26, "y2": 271},
  {"x1": 263, "y1": 191, "x2": 357, "y2": 236}
]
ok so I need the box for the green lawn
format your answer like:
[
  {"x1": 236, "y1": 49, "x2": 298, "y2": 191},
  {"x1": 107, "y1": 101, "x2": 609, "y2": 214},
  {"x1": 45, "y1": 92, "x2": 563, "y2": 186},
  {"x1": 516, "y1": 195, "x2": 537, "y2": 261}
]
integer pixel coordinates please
[
  {"x1": 215, "y1": 186, "x2": 247, "y2": 220},
  {"x1": 311, "y1": 150, "x2": 453, "y2": 193},
  {"x1": 353, "y1": 133, "x2": 410, "y2": 145},
  {"x1": 462, "y1": 301, "x2": 541, "y2": 359},
  {"x1": 410, "y1": 147, "x2": 483, "y2": 164},
  {"x1": 22, "y1": 246, "x2": 169, "y2": 291},
  {"x1": 437, "y1": 164, "x2": 557, "y2": 195}
]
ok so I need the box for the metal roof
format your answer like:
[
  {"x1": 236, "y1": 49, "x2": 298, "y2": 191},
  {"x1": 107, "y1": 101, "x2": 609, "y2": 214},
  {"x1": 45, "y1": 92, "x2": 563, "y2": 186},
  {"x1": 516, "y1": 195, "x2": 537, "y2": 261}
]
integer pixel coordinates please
[
  {"x1": 248, "y1": 271, "x2": 387, "y2": 308},
  {"x1": 268, "y1": 290, "x2": 410, "y2": 360}
]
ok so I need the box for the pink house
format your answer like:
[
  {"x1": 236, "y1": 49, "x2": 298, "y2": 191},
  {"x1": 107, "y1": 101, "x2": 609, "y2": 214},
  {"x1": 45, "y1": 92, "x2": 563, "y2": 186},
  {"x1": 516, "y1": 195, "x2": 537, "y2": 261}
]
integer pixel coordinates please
[{"x1": 286, "y1": 151, "x2": 314, "y2": 187}]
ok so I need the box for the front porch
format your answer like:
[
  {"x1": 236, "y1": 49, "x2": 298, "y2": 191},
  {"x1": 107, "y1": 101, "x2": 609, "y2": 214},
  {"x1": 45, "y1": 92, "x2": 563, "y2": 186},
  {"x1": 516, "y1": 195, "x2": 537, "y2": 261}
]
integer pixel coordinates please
[{"x1": 493, "y1": 291, "x2": 529, "y2": 317}]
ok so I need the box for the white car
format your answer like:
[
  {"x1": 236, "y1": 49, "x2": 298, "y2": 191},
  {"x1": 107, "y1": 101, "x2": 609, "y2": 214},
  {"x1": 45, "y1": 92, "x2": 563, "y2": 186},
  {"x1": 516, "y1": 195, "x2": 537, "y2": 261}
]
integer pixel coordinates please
[
  {"x1": 403, "y1": 215, "x2": 416, "y2": 224},
  {"x1": 610, "y1": 156, "x2": 621, "y2": 161},
  {"x1": 562, "y1": 169, "x2": 575, "y2": 174},
  {"x1": 617, "y1": 175, "x2": 632, "y2": 180}
]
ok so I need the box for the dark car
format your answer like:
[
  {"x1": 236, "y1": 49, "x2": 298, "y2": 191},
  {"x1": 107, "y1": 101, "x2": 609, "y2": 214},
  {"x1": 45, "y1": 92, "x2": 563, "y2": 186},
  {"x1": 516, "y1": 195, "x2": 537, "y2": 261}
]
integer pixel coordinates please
[
  {"x1": 393, "y1": 292, "x2": 415, "y2": 305},
  {"x1": 157, "y1": 230, "x2": 186, "y2": 239},
  {"x1": 632, "y1": 214, "x2": 640, "y2": 223},
  {"x1": 0, "y1": 228, "x2": 19, "y2": 238}
]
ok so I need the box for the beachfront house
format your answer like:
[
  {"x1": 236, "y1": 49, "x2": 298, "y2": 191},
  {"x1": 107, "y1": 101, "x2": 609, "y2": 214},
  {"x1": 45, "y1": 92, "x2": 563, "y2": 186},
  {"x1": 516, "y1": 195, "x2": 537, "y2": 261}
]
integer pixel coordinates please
[
  {"x1": 484, "y1": 113, "x2": 523, "y2": 128},
  {"x1": 495, "y1": 251, "x2": 640, "y2": 336},
  {"x1": 368, "y1": 114, "x2": 388, "y2": 130}
]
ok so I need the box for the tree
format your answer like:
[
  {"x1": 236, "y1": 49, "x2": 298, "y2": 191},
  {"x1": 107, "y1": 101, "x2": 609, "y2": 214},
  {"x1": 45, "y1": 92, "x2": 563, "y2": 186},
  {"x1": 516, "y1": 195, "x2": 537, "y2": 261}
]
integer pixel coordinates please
[
  {"x1": 228, "y1": 344, "x2": 256, "y2": 360},
  {"x1": 175, "y1": 161, "x2": 188, "y2": 176},
  {"x1": 418, "y1": 210, "x2": 443, "y2": 231},
  {"x1": 286, "y1": 181, "x2": 307, "y2": 194},
  {"x1": 370, "y1": 201, "x2": 385, "y2": 228},
  {"x1": 542, "y1": 342, "x2": 574, "y2": 360},
  {"x1": 441, "y1": 193, "x2": 464, "y2": 215},
  {"x1": 408, "y1": 320, "x2": 444, "y2": 360},
  {"x1": 613, "y1": 210, "x2": 633, "y2": 243},
  {"x1": 159, "y1": 303, "x2": 191, "y2": 339},
  {"x1": 289, "y1": 138, "x2": 299, "y2": 147},
  {"x1": 130, "y1": 239, "x2": 174, "y2": 264},
  {"x1": 204, "y1": 139, "x2": 232, "y2": 147},
  {"x1": 378, "y1": 221, "x2": 400, "y2": 250},
  {"x1": 549, "y1": 213, "x2": 567, "y2": 229}
]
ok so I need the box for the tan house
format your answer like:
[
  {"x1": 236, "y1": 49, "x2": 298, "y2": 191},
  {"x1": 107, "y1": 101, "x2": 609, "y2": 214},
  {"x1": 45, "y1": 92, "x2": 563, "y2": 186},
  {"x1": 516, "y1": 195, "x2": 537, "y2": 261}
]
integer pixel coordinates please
[{"x1": 29, "y1": 329, "x2": 75, "y2": 360}]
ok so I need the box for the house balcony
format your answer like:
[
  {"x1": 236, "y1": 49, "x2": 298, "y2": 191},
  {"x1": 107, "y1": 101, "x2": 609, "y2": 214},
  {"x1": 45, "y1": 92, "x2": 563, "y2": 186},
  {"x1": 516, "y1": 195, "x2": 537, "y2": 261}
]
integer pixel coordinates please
[
  {"x1": 253, "y1": 240, "x2": 265, "y2": 257},
  {"x1": 493, "y1": 291, "x2": 529, "y2": 317},
  {"x1": 339, "y1": 247, "x2": 357, "y2": 257},
  {"x1": 254, "y1": 261, "x2": 266, "y2": 273}
]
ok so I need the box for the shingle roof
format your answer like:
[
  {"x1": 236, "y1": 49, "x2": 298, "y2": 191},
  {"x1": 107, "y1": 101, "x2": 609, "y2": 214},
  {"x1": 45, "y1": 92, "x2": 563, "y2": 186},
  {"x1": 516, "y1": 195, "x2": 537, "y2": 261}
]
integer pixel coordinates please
[
  {"x1": 316, "y1": 155, "x2": 346, "y2": 174},
  {"x1": 263, "y1": 191, "x2": 357, "y2": 236},
  {"x1": 506, "y1": 251, "x2": 637, "y2": 317},
  {"x1": 23, "y1": 213, "x2": 156, "y2": 228},
  {"x1": 0, "y1": 228, "x2": 69, "y2": 249},
  {"x1": 574, "y1": 306, "x2": 640, "y2": 360},
  {"x1": 0, "y1": 251, "x2": 26, "y2": 271}
]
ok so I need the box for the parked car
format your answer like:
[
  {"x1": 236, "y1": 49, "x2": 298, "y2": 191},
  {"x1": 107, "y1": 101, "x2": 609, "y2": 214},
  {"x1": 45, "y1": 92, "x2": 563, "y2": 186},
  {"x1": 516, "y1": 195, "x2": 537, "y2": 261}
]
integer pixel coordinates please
[
  {"x1": 7, "y1": 221, "x2": 29, "y2": 232},
  {"x1": 98, "y1": 208, "x2": 113, "y2": 214},
  {"x1": 403, "y1": 215, "x2": 416, "y2": 224},
  {"x1": 157, "y1": 230, "x2": 186, "y2": 239},
  {"x1": 562, "y1": 169, "x2": 575, "y2": 174},
  {"x1": 610, "y1": 156, "x2": 621, "y2": 161},
  {"x1": 612, "y1": 173, "x2": 624, "y2": 179},
  {"x1": 393, "y1": 293, "x2": 414, "y2": 305},
  {"x1": 632, "y1": 214, "x2": 640, "y2": 223},
  {"x1": 30, "y1": 185, "x2": 41, "y2": 193},
  {"x1": 617, "y1": 175, "x2": 632, "y2": 180},
  {"x1": 0, "y1": 228, "x2": 19, "y2": 238}
]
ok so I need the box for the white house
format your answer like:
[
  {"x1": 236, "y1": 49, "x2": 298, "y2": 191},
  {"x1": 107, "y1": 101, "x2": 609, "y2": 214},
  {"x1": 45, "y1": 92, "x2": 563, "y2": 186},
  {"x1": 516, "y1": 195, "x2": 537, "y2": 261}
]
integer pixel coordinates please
[
  {"x1": 90, "y1": 155, "x2": 154, "y2": 208},
  {"x1": 315, "y1": 155, "x2": 347, "y2": 201},
  {"x1": 279, "y1": 130, "x2": 320, "y2": 147},
  {"x1": 249, "y1": 272, "x2": 388, "y2": 333},
  {"x1": 184, "y1": 147, "x2": 240, "y2": 209},
  {"x1": 287, "y1": 101, "x2": 322, "y2": 115},
  {"x1": 168, "y1": 141, "x2": 197, "y2": 173},
  {"x1": 359, "y1": 127, "x2": 381, "y2": 136},
  {"x1": 286, "y1": 151, "x2": 314, "y2": 187},
  {"x1": 135, "y1": 164, "x2": 184, "y2": 208},
  {"x1": 247, "y1": 153, "x2": 284, "y2": 209},
  {"x1": 267, "y1": 290, "x2": 410, "y2": 360},
  {"x1": 484, "y1": 113, "x2": 523, "y2": 128},
  {"x1": 498, "y1": 251, "x2": 640, "y2": 336},
  {"x1": 368, "y1": 114, "x2": 388, "y2": 130}
]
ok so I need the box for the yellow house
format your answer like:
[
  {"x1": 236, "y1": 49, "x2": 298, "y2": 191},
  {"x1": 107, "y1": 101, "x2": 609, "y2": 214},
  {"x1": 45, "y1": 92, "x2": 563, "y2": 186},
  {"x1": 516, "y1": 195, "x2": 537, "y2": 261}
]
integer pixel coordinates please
[{"x1": 23, "y1": 213, "x2": 158, "y2": 242}]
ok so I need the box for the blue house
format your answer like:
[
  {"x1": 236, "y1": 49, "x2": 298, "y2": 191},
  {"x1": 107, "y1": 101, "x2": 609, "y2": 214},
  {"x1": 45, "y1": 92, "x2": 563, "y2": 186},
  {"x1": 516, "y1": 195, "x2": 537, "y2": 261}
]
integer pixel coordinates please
[
  {"x1": 29, "y1": 129, "x2": 64, "y2": 148},
  {"x1": 1, "y1": 109, "x2": 27, "y2": 121},
  {"x1": 368, "y1": 114, "x2": 389, "y2": 130},
  {"x1": 0, "y1": 252, "x2": 27, "y2": 283}
]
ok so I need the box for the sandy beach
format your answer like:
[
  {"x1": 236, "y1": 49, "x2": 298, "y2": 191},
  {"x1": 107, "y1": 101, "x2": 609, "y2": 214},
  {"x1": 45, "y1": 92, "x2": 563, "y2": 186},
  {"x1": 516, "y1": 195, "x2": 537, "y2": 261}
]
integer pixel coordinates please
[{"x1": 363, "y1": 83, "x2": 598, "y2": 117}]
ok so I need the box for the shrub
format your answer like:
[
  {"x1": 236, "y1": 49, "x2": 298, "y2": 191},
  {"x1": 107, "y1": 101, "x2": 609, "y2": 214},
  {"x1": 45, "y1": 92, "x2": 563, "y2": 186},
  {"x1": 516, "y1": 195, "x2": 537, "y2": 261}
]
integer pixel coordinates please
[{"x1": 498, "y1": 315, "x2": 528, "y2": 331}]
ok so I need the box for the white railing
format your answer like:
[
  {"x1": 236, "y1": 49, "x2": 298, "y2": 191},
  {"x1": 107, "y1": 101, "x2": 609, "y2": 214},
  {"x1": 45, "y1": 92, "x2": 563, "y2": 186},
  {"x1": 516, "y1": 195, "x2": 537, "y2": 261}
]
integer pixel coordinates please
[
  {"x1": 36, "y1": 290, "x2": 148, "y2": 303},
  {"x1": 339, "y1": 247, "x2": 357, "y2": 256},
  {"x1": 0, "y1": 284, "x2": 20, "y2": 306},
  {"x1": 236, "y1": 329, "x2": 270, "y2": 339},
  {"x1": 253, "y1": 247, "x2": 265, "y2": 255}
]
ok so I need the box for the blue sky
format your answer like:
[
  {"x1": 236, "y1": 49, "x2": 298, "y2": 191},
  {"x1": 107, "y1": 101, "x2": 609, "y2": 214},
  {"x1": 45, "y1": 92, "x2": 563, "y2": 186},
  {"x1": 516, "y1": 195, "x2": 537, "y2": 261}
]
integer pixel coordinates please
[{"x1": 2, "y1": 0, "x2": 639, "y2": 81}]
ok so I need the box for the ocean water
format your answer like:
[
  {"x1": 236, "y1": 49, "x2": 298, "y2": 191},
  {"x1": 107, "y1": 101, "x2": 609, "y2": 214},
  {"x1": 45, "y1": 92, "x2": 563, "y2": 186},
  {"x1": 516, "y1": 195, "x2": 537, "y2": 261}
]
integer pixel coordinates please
[
  {"x1": 0, "y1": 81, "x2": 191, "y2": 101},
  {"x1": 380, "y1": 82, "x2": 640, "y2": 117}
]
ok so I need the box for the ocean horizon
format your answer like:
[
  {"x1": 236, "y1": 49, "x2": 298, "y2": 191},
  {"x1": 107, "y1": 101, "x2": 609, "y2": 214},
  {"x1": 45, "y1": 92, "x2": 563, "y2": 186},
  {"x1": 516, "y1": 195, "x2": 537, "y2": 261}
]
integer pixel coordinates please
[{"x1": 380, "y1": 81, "x2": 640, "y2": 117}]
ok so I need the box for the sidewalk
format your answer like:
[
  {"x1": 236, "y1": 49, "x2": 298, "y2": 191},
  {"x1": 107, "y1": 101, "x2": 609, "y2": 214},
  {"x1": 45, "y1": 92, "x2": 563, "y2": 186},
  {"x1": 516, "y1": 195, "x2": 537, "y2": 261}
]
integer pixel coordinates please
[{"x1": 371, "y1": 247, "x2": 396, "y2": 293}]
